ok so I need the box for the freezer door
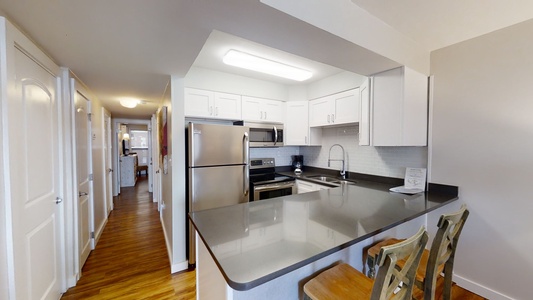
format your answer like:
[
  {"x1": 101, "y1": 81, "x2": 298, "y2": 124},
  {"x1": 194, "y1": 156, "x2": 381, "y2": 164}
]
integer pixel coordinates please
[
  {"x1": 188, "y1": 123, "x2": 249, "y2": 167},
  {"x1": 189, "y1": 165, "x2": 249, "y2": 212}
]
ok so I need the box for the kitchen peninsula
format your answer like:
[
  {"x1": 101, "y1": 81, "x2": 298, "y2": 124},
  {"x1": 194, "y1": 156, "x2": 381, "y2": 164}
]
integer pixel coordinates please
[{"x1": 189, "y1": 179, "x2": 458, "y2": 300}]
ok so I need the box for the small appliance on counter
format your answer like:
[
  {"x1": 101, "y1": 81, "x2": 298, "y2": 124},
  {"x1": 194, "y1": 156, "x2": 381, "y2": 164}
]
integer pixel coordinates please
[{"x1": 291, "y1": 155, "x2": 303, "y2": 174}]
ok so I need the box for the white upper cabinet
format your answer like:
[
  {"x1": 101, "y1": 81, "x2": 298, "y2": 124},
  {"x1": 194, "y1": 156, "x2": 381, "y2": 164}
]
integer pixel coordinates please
[
  {"x1": 309, "y1": 88, "x2": 360, "y2": 127},
  {"x1": 185, "y1": 88, "x2": 242, "y2": 120},
  {"x1": 366, "y1": 66, "x2": 428, "y2": 146},
  {"x1": 242, "y1": 96, "x2": 284, "y2": 123},
  {"x1": 286, "y1": 101, "x2": 321, "y2": 146}
]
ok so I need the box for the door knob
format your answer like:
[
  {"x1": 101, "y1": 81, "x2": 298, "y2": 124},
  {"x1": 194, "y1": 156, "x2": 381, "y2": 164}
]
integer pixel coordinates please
[
  {"x1": 55, "y1": 197, "x2": 63, "y2": 204},
  {"x1": 79, "y1": 192, "x2": 88, "y2": 197}
]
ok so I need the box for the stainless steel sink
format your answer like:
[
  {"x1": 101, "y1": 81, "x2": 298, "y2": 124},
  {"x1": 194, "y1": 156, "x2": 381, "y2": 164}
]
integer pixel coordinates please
[
  {"x1": 306, "y1": 175, "x2": 357, "y2": 186},
  {"x1": 307, "y1": 175, "x2": 339, "y2": 182}
]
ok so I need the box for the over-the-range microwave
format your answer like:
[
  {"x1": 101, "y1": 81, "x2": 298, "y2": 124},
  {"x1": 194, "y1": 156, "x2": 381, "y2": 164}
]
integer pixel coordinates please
[{"x1": 233, "y1": 121, "x2": 284, "y2": 147}]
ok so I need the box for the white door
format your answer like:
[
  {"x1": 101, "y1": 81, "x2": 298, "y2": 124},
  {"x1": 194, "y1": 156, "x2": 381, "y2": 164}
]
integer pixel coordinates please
[
  {"x1": 104, "y1": 111, "x2": 113, "y2": 213},
  {"x1": 74, "y1": 90, "x2": 93, "y2": 269},
  {"x1": 152, "y1": 114, "x2": 161, "y2": 206},
  {"x1": 7, "y1": 37, "x2": 62, "y2": 299}
]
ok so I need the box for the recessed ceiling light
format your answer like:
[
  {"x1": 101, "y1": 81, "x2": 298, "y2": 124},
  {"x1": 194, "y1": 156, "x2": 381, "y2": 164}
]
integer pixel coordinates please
[
  {"x1": 120, "y1": 98, "x2": 139, "y2": 108},
  {"x1": 223, "y1": 49, "x2": 313, "y2": 82}
]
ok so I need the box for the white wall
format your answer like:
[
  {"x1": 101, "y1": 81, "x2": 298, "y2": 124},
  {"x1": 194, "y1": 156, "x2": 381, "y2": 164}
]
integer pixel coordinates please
[
  {"x1": 306, "y1": 71, "x2": 367, "y2": 100},
  {"x1": 185, "y1": 67, "x2": 289, "y2": 101},
  {"x1": 170, "y1": 77, "x2": 188, "y2": 272},
  {"x1": 430, "y1": 19, "x2": 533, "y2": 300}
]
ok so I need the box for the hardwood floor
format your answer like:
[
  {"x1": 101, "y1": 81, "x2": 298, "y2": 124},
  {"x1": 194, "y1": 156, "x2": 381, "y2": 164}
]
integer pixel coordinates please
[
  {"x1": 61, "y1": 176, "x2": 196, "y2": 299},
  {"x1": 61, "y1": 176, "x2": 485, "y2": 300}
]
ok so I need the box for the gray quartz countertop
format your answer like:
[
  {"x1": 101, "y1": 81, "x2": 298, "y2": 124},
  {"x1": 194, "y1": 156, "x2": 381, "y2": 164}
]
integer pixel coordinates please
[{"x1": 189, "y1": 179, "x2": 458, "y2": 291}]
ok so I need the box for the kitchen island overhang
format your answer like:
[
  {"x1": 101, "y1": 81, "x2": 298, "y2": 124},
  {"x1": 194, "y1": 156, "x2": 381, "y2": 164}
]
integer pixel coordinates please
[{"x1": 189, "y1": 180, "x2": 458, "y2": 297}]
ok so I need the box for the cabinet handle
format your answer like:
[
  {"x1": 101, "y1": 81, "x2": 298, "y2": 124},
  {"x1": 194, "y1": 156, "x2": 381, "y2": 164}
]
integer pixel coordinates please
[
  {"x1": 265, "y1": 111, "x2": 267, "y2": 119},
  {"x1": 327, "y1": 114, "x2": 330, "y2": 123},
  {"x1": 260, "y1": 111, "x2": 263, "y2": 119},
  {"x1": 209, "y1": 106, "x2": 213, "y2": 115},
  {"x1": 331, "y1": 114, "x2": 335, "y2": 123},
  {"x1": 215, "y1": 107, "x2": 219, "y2": 116}
]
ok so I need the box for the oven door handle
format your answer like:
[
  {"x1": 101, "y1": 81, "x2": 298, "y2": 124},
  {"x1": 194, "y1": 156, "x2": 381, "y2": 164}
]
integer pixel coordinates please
[{"x1": 254, "y1": 182, "x2": 294, "y2": 191}]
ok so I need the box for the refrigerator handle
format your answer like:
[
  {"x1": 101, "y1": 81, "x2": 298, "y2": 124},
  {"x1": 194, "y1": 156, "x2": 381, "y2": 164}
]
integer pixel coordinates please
[
  {"x1": 273, "y1": 125, "x2": 278, "y2": 145},
  {"x1": 243, "y1": 132, "x2": 249, "y2": 198}
]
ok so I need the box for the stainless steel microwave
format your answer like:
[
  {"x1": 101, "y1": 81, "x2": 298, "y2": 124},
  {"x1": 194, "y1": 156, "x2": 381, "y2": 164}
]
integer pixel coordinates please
[{"x1": 234, "y1": 121, "x2": 284, "y2": 147}]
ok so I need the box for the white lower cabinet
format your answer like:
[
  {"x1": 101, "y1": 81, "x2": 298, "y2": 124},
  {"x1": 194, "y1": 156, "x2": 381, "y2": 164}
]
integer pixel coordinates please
[{"x1": 296, "y1": 180, "x2": 332, "y2": 194}]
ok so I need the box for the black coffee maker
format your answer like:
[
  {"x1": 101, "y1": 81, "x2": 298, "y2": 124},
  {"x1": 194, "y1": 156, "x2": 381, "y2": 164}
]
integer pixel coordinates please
[{"x1": 291, "y1": 155, "x2": 303, "y2": 172}]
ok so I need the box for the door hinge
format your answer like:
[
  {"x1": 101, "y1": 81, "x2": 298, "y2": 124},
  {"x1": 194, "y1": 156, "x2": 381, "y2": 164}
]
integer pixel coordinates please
[
  {"x1": 89, "y1": 174, "x2": 94, "y2": 181},
  {"x1": 87, "y1": 113, "x2": 92, "y2": 121},
  {"x1": 91, "y1": 232, "x2": 95, "y2": 239}
]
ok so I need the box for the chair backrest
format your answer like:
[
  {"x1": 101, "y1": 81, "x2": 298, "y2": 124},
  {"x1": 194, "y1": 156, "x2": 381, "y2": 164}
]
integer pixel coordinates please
[
  {"x1": 424, "y1": 204, "x2": 469, "y2": 300},
  {"x1": 371, "y1": 227, "x2": 428, "y2": 300}
]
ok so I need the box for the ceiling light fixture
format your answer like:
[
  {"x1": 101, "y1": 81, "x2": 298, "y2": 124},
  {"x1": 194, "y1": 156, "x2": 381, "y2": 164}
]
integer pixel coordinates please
[
  {"x1": 119, "y1": 98, "x2": 139, "y2": 108},
  {"x1": 223, "y1": 49, "x2": 313, "y2": 82}
]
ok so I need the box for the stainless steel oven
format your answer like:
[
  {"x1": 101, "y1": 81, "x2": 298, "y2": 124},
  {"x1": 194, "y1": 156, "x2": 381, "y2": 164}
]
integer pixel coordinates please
[{"x1": 249, "y1": 158, "x2": 295, "y2": 201}]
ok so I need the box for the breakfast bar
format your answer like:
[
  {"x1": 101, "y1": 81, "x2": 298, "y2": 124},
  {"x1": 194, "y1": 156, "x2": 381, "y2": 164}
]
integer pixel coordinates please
[{"x1": 189, "y1": 180, "x2": 458, "y2": 300}]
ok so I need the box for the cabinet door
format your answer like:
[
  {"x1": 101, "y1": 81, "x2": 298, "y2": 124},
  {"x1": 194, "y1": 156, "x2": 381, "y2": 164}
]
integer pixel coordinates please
[
  {"x1": 241, "y1": 96, "x2": 263, "y2": 122},
  {"x1": 309, "y1": 97, "x2": 332, "y2": 127},
  {"x1": 332, "y1": 88, "x2": 360, "y2": 125},
  {"x1": 296, "y1": 180, "x2": 316, "y2": 194},
  {"x1": 359, "y1": 79, "x2": 370, "y2": 146},
  {"x1": 262, "y1": 99, "x2": 284, "y2": 123},
  {"x1": 214, "y1": 92, "x2": 241, "y2": 120},
  {"x1": 285, "y1": 101, "x2": 309, "y2": 145},
  {"x1": 184, "y1": 88, "x2": 213, "y2": 118},
  {"x1": 372, "y1": 67, "x2": 404, "y2": 146},
  {"x1": 371, "y1": 67, "x2": 428, "y2": 146}
]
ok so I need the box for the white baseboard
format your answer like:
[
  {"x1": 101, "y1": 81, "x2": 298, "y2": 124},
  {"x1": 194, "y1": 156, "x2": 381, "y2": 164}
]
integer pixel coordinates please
[{"x1": 454, "y1": 274, "x2": 516, "y2": 300}]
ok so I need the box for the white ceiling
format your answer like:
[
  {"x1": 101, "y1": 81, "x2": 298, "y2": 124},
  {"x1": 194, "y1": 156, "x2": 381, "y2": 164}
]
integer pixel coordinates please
[
  {"x1": 350, "y1": 0, "x2": 533, "y2": 51},
  {"x1": 0, "y1": 1, "x2": 532, "y2": 119}
]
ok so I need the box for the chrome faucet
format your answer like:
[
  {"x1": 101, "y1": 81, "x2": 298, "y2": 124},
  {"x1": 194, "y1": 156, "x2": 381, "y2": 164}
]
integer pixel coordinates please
[{"x1": 328, "y1": 144, "x2": 345, "y2": 179}]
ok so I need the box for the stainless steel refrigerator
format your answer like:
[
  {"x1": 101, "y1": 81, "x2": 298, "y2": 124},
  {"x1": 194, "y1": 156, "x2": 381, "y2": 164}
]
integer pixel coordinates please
[{"x1": 187, "y1": 122, "x2": 250, "y2": 266}]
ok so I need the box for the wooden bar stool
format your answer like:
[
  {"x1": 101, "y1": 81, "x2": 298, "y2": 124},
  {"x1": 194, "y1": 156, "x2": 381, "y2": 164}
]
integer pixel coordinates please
[
  {"x1": 303, "y1": 227, "x2": 428, "y2": 300},
  {"x1": 366, "y1": 205, "x2": 469, "y2": 300}
]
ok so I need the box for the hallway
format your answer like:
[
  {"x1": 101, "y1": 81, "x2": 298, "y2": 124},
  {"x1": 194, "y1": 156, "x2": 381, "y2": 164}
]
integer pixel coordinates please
[{"x1": 61, "y1": 176, "x2": 196, "y2": 299}]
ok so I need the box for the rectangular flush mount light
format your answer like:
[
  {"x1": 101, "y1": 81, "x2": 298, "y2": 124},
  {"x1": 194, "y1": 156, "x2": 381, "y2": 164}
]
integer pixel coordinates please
[{"x1": 223, "y1": 49, "x2": 312, "y2": 81}]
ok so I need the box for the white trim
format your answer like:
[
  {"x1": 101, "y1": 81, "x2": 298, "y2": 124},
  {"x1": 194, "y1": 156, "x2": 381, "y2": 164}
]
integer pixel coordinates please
[
  {"x1": 454, "y1": 274, "x2": 516, "y2": 300},
  {"x1": 102, "y1": 109, "x2": 114, "y2": 213},
  {"x1": 426, "y1": 75, "x2": 434, "y2": 184},
  {"x1": 0, "y1": 18, "x2": 16, "y2": 300},
  {"x1": 112, "y1": 118, "x2": 151, "y2": 197},
  {"x1": 171, "y1": 261, "x2": 189, "y2": 274}
]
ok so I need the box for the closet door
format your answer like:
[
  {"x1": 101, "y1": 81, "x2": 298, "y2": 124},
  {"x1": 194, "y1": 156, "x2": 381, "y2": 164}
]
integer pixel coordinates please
[{"x1": 5, "y1": 21, "x2": 62, "y2": 300}]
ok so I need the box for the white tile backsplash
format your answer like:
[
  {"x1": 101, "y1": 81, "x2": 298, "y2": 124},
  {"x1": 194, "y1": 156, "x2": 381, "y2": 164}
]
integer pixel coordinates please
[
  {"x1": 250, "y1": 146, "x2": 300, "y2": 166},
  {"x1": 300, "y1": 126, "x2": 427, "y2": 178},
  {"x1": 250, "y1": 126, "x2": 427, "y2": 178}
]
